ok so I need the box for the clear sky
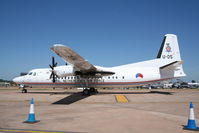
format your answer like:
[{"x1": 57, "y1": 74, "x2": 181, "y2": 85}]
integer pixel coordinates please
[{"x1": 0, "y1": 0, "x2": 199, "y2": 82}]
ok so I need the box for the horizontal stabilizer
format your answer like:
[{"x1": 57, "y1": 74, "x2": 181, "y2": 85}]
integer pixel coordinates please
[{"x1": 160, "y1": 61, "x2": 183, "y2": 70}]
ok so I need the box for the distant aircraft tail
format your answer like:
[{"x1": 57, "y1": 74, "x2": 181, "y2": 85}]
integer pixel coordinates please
[{"x1": 157, "y1": 34, "x2": 186, "y2": 78}]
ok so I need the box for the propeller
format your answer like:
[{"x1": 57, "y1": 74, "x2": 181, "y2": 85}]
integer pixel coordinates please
[{"x1": 49, "y1": 56, "x2": 58, "y2": 83}]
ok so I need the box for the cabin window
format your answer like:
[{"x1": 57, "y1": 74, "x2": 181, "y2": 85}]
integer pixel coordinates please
[
  {"x1": 122, "y1": 76, "x2": 125, "y2": 79},
  {"x1": 112, "y1": 76, "x2": 114, "y2": 79},
  {"x1": 108, "y1": 77, "x2": 110, "y2": 79},
  {"x1": 116, "y1": 76, "x2": 118, "y2": 79}
]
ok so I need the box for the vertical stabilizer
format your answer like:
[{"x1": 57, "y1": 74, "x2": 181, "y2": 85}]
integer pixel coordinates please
[
  {"x1": 157, "y1": 34, "x2": 181, "y2": 62},
  {"x1": 157, "y1": 34, "x2": 186, "y2": 78}
]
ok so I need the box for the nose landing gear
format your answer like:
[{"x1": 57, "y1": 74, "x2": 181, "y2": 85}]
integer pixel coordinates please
[
  {"x1": 22, "y1": 88, "x2": 27, "y2": 93},
  {"x1": 19, "y1": 84, "x2": 27, "y2": 93}
]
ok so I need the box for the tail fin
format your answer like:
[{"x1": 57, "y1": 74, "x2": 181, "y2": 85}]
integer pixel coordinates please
[
  {"x1": 157, "y1": 34, "x2": 181, "y2": 62},
  {"x1": 157, "y1": 34, "x2": 186, "y2": 78}
]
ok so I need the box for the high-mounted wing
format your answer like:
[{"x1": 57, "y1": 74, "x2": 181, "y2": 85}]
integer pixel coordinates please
[
  {"x1": 51, "y1": 44, "x2": 97, "y2": 73},
  {"x1": 51, "y1": 44, "x2": 115, "y2": 77}
]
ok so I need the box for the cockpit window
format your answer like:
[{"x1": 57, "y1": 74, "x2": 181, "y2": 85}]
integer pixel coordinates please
[{"x1": 28, "y1": 72, "x2": 33, "y2": 75}]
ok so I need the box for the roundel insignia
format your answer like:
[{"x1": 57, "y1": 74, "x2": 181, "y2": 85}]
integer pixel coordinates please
[{"x1": 136, "y1": 73, "x2": 143, "y2": 78}]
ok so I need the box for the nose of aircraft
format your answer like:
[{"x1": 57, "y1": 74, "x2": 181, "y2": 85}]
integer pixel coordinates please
[
  {"x1": 13, "y1": 77, "x2": 18, "y2": 83},
  {"x1": 13, "y1": 77, "x2": 22, "y2": 83}
]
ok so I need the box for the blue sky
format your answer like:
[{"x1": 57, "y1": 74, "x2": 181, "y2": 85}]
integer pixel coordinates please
[{"x1": 0, "y1": 0, "x2": 199, "y2": 82}]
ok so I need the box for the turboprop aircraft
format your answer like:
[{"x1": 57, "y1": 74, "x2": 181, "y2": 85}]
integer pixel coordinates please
[{"x1": 13, "y1": 34, "x2": 186, "y2": 95}]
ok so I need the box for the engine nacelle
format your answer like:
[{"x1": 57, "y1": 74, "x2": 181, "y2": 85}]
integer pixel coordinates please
[{"x1": 54, "y1": 65, "x2": 75, "y2": 77}]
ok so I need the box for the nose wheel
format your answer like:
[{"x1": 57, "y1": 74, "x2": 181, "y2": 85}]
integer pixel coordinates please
[
  {"x1": 20, "y1": 85, "x2": 27, "y2": 93},
  {"x1": 22, "y1": 88, "x2": 27, "y2": 93},
  {"x1": 22, "y1": 89, "x2": 27, "y2": 93}
]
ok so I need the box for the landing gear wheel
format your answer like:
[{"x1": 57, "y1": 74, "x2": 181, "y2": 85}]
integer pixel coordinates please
[
  {"x1": 90, "y1": 88, "x2": 98, "y2": 94},
  {"x1": 90, "y1": 88, "x2": 95, "y2": 92},
  {"x1": 22, "y1": 89, "x2": 27, "y2": 93},
  {"x1": 83, "y1": 89, "x2": 90, "y2": 96}
]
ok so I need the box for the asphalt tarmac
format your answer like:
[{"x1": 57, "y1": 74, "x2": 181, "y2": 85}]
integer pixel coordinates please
[{"x1": 0, "y1": 87, "x2": 199, "y2": 133}]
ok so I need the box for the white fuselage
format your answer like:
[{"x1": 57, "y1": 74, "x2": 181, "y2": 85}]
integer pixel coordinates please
[{"x1": 13, "y1": 59, "x2": 175, "y2": 89}]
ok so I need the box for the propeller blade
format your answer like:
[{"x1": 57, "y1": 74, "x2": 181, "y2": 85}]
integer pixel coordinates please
[
  {"x1": 52, "y1": 73, "x2": 55, "y2": 83},
  {"x1": 49, "y1": 65, "x2": 53, "y2": 70},
  {"x1": 49, "y1": 56, "x2": 58, "y2": 83},
  {"x1": 52, "y1": 56, "x2": 55, "y2": 66},
  {"x1": 54, "y1": 62, "x2": 58, "y2": 67},
  {"x1": 50, "y1": 73, "x2": 52, "y2": 79}
]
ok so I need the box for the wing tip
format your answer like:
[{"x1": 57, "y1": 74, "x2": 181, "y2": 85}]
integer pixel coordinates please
[
  {"x1": 51, "y1": 44, "x2": 66, "y2": 51},
  {"x1": 53, "y1": 44, "x2": 65, "y2": 47}
]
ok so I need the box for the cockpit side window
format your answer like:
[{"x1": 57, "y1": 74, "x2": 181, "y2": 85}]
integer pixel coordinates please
[{"x1": 28, "y1": 72, "x2": 33, "y2": 75}]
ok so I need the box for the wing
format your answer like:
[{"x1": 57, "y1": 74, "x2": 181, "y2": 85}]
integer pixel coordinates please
[{"x1": 51, "y1": 44, "x2": 96, "y2": 73}]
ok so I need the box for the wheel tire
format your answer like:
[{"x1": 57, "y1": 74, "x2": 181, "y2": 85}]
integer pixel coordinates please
[
  {"x1": 83, "y1": 89, "x2": 90, "y2": 96},
  {"x1": 90, "y1": 88, "x2": 95, "y2": 92},
  {"x1": 22, "y1": 89, "x2": 27, "y2": 93},
  {"x1": 90, "y1": 88, "x2": 98, "y2": 95}
]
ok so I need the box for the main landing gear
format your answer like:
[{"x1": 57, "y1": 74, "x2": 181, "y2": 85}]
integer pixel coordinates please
[{"x1": 83, "y1": 88, "x2": 98, "y2": 96}]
